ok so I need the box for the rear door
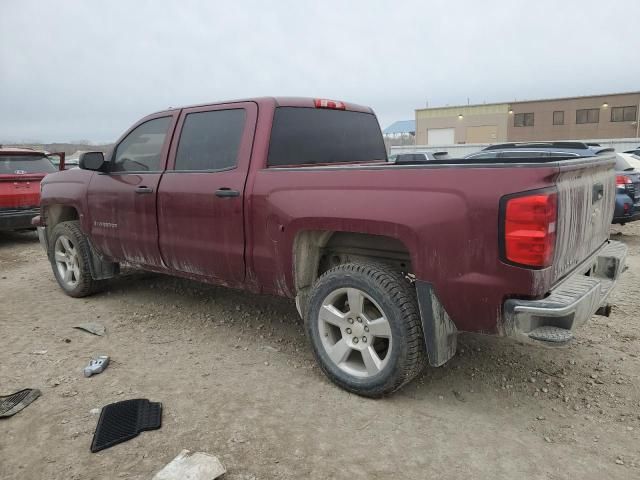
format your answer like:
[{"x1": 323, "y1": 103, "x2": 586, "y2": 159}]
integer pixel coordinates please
[
  {"x1": 87, "y1": 113, "x2": 177, "y2": 265},
  {"x1": 157, "y1": 102, "x2": 256, "y2": 284}
]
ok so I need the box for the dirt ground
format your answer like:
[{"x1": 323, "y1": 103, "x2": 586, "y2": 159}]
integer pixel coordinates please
[{"x1": 1, "y1": 226, "x2": 639, "y2": 480}]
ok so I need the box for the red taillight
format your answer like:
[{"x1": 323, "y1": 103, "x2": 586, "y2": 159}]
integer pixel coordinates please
[
  {"x1": 314, "y1": 98, "x2": 346, "y2": 110},
  {"x1": 503, "y1": 191, "x2": 557, "y2": 268},
  {"x1": 616, "y1": 175, "x2": 631, "y2": 185}
]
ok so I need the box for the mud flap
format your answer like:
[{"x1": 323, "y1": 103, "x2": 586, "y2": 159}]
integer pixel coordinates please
[
  {"x1": 86, "y1": 238, "x2": 119, "y2": 280},
  {"x1": 415, "y1": 280, "x2": 458, "y2": 366}
]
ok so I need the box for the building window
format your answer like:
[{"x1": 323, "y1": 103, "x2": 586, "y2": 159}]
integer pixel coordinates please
[
  {"x1": 553, "y1": 111, "x2": 564, "y2": 125},
  {"x1": 611, "y1": 106, "x2": 637, "y2": 122},
  {"x1": 514, "y1": 112, "x2": 534, "y2": 127},
  {"x1": 576, "y1": 108, "x2": 599, "y2": 124}
]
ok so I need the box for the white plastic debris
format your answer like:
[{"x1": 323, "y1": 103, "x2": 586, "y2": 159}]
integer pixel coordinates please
[
  {"x1": 152, "y1": 450, "x2": 226, "y2": 480},
  {"x1": 83, "y1": 355, "x2": 110, "y2": 377}
]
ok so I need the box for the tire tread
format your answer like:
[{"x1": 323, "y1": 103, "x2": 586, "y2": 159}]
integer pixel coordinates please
[
  {"x1": 307, "y1": 261, "x2": 426, "y2": 396},
  {"x1": 49, "y1": 220, "x2": 99, "y2": 298}
]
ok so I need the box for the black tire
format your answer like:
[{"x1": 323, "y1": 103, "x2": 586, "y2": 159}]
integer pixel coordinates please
[
  {"x1": 305, "y1": 262, "x2": 426, "y2": 397},
  {"x1": 49, "y1": 221, "x2": 99, "y2": 297}
]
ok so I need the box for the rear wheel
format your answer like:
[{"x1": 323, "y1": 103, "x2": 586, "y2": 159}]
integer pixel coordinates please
[
  {"x1": 49, "y1": 221, "x2": 99, "y2": 297},
  {"x1": 305, "y1": 262, "x2": 426, "y2": 397}
]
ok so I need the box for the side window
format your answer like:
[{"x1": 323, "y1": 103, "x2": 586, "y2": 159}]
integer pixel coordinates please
[
  {"x1": 174, "y1": 109, "x2": 246, "y2": 171},
  {"x1": 112, "y1": 117, "x2": 171, "y2": 172}
]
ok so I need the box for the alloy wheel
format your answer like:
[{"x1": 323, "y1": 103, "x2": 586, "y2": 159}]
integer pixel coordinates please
[
  {"x1": 54, "y1": 235, "x2": 81, "y2": 289},
  {"x1": 318, "y1": 287, "x2": 392, "y2": 378}
]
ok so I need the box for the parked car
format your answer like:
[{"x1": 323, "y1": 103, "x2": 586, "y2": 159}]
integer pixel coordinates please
[
  {"x1": 465, "y1": 141, "x2": 613, "y2": 160},
  {"x1": 619, "y1": 152, "x2": 640, "y2": 170},
  {"x1": 465, "y1": 142, "x2": 636, "y2": 226},
  {"x1": 388, "y1": 151, "x2": 450, "y2": 163},
  {"x1": 624, "y1": 147, "x2": 640, "y2": 156},
  {"x1": 34, "y1": 97, "x2": 626, "y2": 396},
  {"x1": 613, "y1": 153, "x2": 640, "y2": 225},
  {"x1": 0, "y1": 146, "x2": 58, "y2": 231}
]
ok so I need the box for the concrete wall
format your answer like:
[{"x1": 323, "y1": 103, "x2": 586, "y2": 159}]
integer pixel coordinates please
[
  {"x1": 508, "y1": 93, "x2": 640, "y2": 141},
  {"x1": 415, "y1": 103, "x2": 509, "y2": 145}
]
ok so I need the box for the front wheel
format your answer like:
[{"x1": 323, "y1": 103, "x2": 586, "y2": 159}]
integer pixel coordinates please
[
  {"x1": 49, "y1": 221, "x2": 99, "y2": 297},
  {"x1": 305, "y1": 262, "x2": 426, "y2": 397}
]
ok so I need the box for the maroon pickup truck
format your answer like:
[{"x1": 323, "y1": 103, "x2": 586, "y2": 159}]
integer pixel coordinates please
[{"x1": 35, "y1": 97, "x2": 627, "y2": 396}]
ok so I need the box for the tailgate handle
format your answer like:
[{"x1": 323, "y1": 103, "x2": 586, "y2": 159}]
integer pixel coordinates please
[{"x1": 592, "y1": 183, "x2": 603, "y2": 203}]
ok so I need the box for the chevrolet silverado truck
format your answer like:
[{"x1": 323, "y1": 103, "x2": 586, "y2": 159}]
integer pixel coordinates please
[{"x1": 34, "y1": 97, "x2": 627, "y2": 397}]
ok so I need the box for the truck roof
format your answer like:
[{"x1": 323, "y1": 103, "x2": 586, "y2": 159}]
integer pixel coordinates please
[{"x1": 151, "y1": 96, "x2": 375, "y2": 116}]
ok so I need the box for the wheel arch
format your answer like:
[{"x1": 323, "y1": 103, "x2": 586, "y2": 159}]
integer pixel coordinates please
[
  {"x1": 292, "y1": 229, "x2": 413, "y2": 316},
  {"x1": 44, "y1": 204, "x2": 80, "y2": 232}
]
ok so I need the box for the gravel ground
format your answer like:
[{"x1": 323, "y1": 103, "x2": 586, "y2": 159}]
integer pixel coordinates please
[{"x1": 0, "y1": 225, "x2": 639, "y2": 479}]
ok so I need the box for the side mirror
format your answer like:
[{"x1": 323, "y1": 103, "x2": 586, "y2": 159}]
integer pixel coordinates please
[{"x1": 79, "y1": 151, "x2": 105, "y2": 171}]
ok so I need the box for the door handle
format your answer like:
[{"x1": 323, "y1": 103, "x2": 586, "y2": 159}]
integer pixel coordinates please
[
  {"x1": 215, "y1": 188, "x2": 240, "y2": 198},
  {"x1": 135, "y1": 186, "x2": 154, "y2": 194}
]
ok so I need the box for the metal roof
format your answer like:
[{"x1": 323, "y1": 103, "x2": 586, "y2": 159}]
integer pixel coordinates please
[
  {"x1": 416, "y1": 91, "x2": 640, "y2": 112},
  {"x1": 383, "y1": 120, "x2": 416, "y2": 135}
]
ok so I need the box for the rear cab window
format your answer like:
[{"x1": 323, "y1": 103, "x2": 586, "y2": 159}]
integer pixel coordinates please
[
  {"x1": 267, "y1": 108, "x2": 387, "y2": 167},
  {"x1": 0, "y1": 155, "x2": 57, "y2": 174}
]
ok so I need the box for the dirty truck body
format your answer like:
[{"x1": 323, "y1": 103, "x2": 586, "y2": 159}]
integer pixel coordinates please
[{"x1": 35, "y1": 97, "x2": 627, "y2": 396}]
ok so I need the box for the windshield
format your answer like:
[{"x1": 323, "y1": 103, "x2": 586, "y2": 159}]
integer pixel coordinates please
[{"x1": 0, "y1": 155, "x2": 57, "y2": 174}]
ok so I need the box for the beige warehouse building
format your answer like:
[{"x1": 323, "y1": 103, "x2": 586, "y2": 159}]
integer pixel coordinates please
[{"x1": 415, "y1": 91, "x2": 640, "y2": 145}]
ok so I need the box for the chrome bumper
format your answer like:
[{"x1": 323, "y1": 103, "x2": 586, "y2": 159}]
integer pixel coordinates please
[{"x1": 503, "y1": 240, "x2": 627, "y2": 344}]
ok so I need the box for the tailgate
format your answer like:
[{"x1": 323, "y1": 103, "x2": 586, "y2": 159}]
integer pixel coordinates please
[
  {"x1": 553, "y1": 154, "x2": 616, "y2": 282},
  {"x1": 0, "y1": 174, "x2": 43, "y2": 209}
]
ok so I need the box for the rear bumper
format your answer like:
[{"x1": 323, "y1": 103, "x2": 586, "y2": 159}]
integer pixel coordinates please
[
  {"x1": 503, "y1": 240, "x2": 627, "y2": 344},
  {"x1": 0, "y1": 207, "x2": 39, "y2": 231},
  {"x1": 612, "y1": 209, "x2": 640, "y2": 224},
  {"x1": 612, "y1": 213, "x2": 640, "y2": 224}
]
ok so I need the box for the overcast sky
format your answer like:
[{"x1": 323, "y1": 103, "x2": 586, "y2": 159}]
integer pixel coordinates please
[{"x1": 1, "y1": 0, "x2": 639, "y2": 143}]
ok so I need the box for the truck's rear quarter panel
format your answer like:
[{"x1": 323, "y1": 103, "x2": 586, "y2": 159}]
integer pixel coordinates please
[{"x1": 249, "y1": 156, "x2": 615, "y2": 335}]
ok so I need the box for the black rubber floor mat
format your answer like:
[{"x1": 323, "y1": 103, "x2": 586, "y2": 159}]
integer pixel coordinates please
[
  {"x1": 0, "y1": 388, "x2": 41, "y2": 418},
  {"x1": 90, "y1": 398, "x2": 162, "y2": 453}
]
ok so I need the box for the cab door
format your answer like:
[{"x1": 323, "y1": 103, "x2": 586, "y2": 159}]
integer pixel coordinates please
[
  {"x1": 87, "y1": 113, "x2": 178, "y2": 266},
  {"x1": 157, "y1": 102, "x2": 257, "y2": 284}
]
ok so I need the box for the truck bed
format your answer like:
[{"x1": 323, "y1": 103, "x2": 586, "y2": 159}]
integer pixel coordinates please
[{"x1": 249, "y1": 154, "x2": 616, "y2": 334}]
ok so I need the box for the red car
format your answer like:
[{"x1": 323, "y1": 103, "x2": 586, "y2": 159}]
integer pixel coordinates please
[{"x1": 0, "y1": 147, "x2": 58, "y2": 232}]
